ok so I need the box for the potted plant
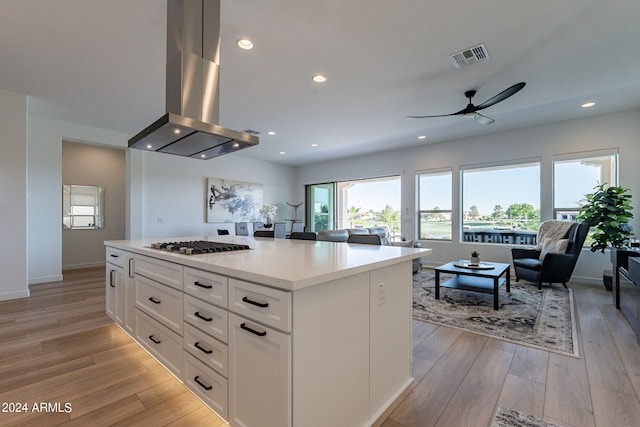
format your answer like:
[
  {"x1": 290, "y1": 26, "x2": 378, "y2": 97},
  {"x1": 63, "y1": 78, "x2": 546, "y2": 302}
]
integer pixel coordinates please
[
  {"x1": 259, "y1": 204, "x2": 278, "y2": 228},
  {"x1": 577, "y1": 183, "x2": 634, "y2": 289},
  {"x1": 470, "y1": 250, "x2": 480, "y2": 265}
]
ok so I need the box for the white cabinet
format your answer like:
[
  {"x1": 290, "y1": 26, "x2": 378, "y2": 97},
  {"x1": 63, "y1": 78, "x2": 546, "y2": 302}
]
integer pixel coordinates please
[
  {"x1": 229, "y1": 279, "x2": 292, "y2": 332},
  {"x1": 135, "y1": 309, "x2": 183, "y2": 377},
  {"x1": 105, "y1": 265, "x2": 119, "y2": 320},
  {"x1": 228, "y1": 313, "x2": 291, "y2": 427},
  {"x1": 106, "y1": 248, "x2": 134, "y2": 333},
  {"x1": 135, "y1": 274, "x2": 184, "y2": 334}
]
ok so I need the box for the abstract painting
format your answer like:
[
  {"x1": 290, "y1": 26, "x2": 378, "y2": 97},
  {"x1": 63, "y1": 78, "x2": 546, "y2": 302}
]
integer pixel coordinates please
[{"x1": 206, "y1": 178, "x2": 263, "y2": 223}]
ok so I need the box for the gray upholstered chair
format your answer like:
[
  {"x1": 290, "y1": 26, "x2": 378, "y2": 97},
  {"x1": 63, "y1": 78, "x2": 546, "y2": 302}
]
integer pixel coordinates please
[
  {"x1": 318, "y1": 229, "x2": 349, "y2": 242},
  {"x1": 235, "y1": 222, "x2": 249, "y2": 236},
  {"x1": 274, "y1": 222, "x2": 287, "y2": 239}
]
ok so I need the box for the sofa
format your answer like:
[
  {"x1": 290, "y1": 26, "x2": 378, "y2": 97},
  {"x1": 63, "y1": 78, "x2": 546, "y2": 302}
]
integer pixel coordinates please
[{"x1": 318, "y1": 227, "x2": 422, "y2": 273}]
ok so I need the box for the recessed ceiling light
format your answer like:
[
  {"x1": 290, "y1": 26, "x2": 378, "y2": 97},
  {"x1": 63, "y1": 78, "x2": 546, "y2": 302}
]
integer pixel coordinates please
[
  {"x1": 312, "y1": 74, "x2": 327, "y2": 83},
  {"x1": 232, "y1": 143, "x2": 240, "y2": 148},
  {"x1": 311, "y1": 144, "x2": 318, "y2": 147},
  {"x1": 279, "y1": 151, "x2": 286, "y2": 155},
  {"x1": 581, "y1": 102, "x2": 596, "y2": 108},
  {"x1": 267, "y1": 131, "x2": 276, "y2": 136},
  {"x1": 237, "y1": 38, "x2": 254, "y2": 50},
  {"x1": 146, "y1": 144, "x2": 153, "y2": 149},
  {"x1": 418, "y1": 135, "x2": 427, "y2": 140},
  {"x1": 201, "y1": 154, "x2": 206, "y2": 158},
  {"x1": 173, "y1": 128, "x2": 181, "y2": 134}
]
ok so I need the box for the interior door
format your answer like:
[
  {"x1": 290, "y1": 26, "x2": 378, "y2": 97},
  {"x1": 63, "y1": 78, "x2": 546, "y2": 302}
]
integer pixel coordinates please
[{"x1": 306, "y1": 183, "x2": 335, "y2": 232}]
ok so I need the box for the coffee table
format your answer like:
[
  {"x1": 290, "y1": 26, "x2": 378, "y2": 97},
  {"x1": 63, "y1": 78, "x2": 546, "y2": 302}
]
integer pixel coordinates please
[{"x1": 435, "y1": 261, "x2": 511, "y2": 310}]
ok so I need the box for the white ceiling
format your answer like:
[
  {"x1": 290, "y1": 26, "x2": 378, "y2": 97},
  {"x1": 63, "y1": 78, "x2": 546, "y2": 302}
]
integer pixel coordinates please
[{"x1": 1, "y1": 0, "x2": 639, "y2": 166}]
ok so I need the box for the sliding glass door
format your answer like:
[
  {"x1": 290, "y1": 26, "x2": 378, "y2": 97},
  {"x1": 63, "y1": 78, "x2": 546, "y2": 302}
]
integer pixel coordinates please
[{"x1": 306, "y1": 183, "x2": 335, "y2": 232}]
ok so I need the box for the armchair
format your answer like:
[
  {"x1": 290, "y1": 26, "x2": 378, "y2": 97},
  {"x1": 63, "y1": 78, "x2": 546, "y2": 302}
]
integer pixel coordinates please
[{"x1": 511, "y1": 221, "x2": 589, "y2": 290}]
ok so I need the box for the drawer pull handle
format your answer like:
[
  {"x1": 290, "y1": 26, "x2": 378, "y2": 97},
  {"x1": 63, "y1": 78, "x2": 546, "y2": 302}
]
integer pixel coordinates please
[
  {"x1": 194, "y1": 341, "x2": 213, "y2": 354},
  {"x1": 110, "y1": 254, "x2": 119, "y2": 258},
  {"x1": 109, "y1": 270, "x2": 115, "y2": 287},
  {"x1": 148, "y1": 335, "x2": 161, "y2": 344},
  {"x1": 148, "y1": 297, "x2": 161, "y2": 304},
  {"x1": 242, "y1": 296, "x2": 269, "y2": 308},
  {"x1": 194, "y1": 281, "x2": 213, "y2": 289},
  {"x1": 194, "y1": 311, "x2": 212, "y2": 322},
  {"x1": 240, "y1": 322, "x2": 267, "y2": 337},
  {"x1": 194, "y1": 376, "x2": 213, "y2": 391}
]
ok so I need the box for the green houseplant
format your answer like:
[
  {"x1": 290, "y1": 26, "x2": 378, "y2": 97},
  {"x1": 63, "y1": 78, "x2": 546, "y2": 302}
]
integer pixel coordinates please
[
  {"x1": 577, "y1": 184, "x2": 634, "y2": 290},
  {"x1": 577, "y1": 184, "x2": 634, "y2": 253}
]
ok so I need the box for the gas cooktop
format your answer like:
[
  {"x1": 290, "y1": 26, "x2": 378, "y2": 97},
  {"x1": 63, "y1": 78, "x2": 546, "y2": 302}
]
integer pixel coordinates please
[{"x1": 149, "y1": 240, "x2": 250, "y2": 255}]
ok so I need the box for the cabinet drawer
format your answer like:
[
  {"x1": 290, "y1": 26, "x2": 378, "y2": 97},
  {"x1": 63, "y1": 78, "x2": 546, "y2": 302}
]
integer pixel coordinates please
[
  {"x1": 184, "y1": 294, "x2": 228, "y2": 343},
  {"x1": 184, "y1": 267, "x2": 228, "y2": 308},
  {"x1": 184, "y1": 323, "x2": 228, "y2": 377},
  {"x1": 136, "y1": 275, "x2": 183, "y2": 334},
  {"x1": 134, "y1": 254, "x2": 182, "y2": 290},
  {"x1": 229, "y1": 279, "x2": 291, "y2": 332},
  {"x1": 106, "y1": 247, "x2": 125, "y2": 268},
  {"x1": 135, "y1": 309, "x2": 183, "y2": 377},
  {"x1": 183, "y1": 351, "x2": 228, "y2": 420}
]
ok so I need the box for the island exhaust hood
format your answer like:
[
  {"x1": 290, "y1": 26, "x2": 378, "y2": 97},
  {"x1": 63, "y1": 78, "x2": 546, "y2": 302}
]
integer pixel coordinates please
[{"x1": 128, "y1": 0, "x2": 258, "y2": 159}]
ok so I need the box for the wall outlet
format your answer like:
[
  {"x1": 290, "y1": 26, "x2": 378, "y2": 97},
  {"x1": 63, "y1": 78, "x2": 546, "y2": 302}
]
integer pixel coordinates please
[{"x1": 378, "y1": 283, "x2": 385, "y2": 305}]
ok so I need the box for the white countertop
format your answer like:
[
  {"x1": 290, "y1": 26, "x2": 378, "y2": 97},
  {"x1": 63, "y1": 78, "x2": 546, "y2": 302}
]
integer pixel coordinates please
[{"x1": 105, "y1": 236, "x2": 430, "y2": 291}]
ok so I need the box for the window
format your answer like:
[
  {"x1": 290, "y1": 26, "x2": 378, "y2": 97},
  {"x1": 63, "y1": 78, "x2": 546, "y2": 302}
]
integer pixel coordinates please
[
  {"x1": 63, "y1": 185, "x2": 105, "y2": 229},
  {"x1": 553, "y1": 150, "x2": 618, "y2": 220},
  {"x1": 417, "y1": 170, "x2": 452, "y2": 240},
  {"x1": 461, "y1": 161, "x2": 540, "y2": 244}
]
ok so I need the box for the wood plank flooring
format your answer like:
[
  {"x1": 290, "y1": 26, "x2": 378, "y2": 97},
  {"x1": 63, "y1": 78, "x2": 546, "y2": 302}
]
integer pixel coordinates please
[{"x1": 1, "y1": 267, "x2": 640, "y2": 426}]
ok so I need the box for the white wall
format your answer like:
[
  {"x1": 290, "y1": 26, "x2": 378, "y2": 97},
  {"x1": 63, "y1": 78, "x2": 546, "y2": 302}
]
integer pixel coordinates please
[
  {"x1": 131, "y1": 150, "x2": 296, "y2": 239},
  {"x1": 27, "y1": 115, "x2": 130, "y2": 284},
  {"x1": 0, "y1": 89, "x2": 28, "y2": 300},
  {"x1": 27, "y1": 113, "x2": 296, "y2": 285},
  {"x1": 297, "y1": 108, "x2": 640, "y2": 284},
  {"x1": 62, "y1": 141, "x2": 126, "y2": 270}
]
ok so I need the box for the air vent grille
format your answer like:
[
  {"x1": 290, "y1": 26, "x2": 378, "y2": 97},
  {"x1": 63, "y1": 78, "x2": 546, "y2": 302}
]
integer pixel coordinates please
[
  {"x1": 449, "y1": 44, "x2": 489, "y2": 69},
  {"x1": 243, "y1": 129, "x2": 261, "y2": 135}
]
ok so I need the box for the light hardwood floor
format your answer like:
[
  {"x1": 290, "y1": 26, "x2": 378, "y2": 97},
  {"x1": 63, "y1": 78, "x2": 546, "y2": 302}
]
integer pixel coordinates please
[{"x1": 1, "y1": 267, "x2": 640, "y2": 426}]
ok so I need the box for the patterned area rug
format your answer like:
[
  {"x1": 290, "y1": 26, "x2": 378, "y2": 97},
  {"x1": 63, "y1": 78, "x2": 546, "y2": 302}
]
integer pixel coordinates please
[
  {"x1": 491, "y1": 404, "x2": 562, "y2": 427},
  {"x1": 413, "y1": 271, "x2": 579, "y2": 357}
]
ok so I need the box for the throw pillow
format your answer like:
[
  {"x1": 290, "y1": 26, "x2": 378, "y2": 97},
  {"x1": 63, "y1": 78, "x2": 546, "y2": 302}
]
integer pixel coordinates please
[{"x1": 539, "y1": 238, "x2": 569, "y2": 259}]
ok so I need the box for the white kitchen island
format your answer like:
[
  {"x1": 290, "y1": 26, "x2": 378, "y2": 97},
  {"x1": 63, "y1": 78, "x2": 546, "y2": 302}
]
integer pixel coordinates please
[{"x1": 104, "y1": 236, "x2": 430, "y2": 427}]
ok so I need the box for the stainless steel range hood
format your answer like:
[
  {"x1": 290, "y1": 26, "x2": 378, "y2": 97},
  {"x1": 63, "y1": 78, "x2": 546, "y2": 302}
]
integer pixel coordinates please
[{"x1": 129, "y1": 0, "x2": 258, "y2": 159}]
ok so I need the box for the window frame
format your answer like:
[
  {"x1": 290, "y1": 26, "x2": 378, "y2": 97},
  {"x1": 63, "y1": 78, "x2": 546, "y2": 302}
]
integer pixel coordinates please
[
  {"x1": 417, "y1": 168, "x2": 452, "y2": 241},
  {"x1": 460, "y1": 158, "x2": 541, "y2": 245}
]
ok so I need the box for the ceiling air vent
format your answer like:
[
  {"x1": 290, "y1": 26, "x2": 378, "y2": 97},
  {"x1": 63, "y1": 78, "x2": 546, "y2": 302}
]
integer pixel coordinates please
[
  {"x1": 449, "y1": 44, "x2": 490, "y2": 69},
  {"x1": 243, "y1": 129, "x2": 261, "y2": 135}
]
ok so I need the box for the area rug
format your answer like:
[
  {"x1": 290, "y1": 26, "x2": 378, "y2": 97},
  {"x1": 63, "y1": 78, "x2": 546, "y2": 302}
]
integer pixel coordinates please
[
  {"x1": 491, "y1": 404, "x2": 562, "y2": 427},
  {"x1": 412, "y1": 270, "x2": 579, "y2": 357}
]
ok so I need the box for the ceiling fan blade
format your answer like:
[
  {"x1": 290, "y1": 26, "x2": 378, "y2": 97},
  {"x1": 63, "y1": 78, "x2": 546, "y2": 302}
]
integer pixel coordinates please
[
  {"x1": 407, "y1": 113, "x2": 457, "y2": 119},
  {"x1": 473, "y1": 113, "x2": 495, "y2": 125},
  {"x1": 475, "y1": 82, "x2": 526, "y2": 111}
]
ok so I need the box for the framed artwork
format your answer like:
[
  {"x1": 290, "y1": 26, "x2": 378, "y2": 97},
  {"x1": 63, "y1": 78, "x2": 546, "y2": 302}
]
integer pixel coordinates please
[{"x1": 207, "y1": 178, "x2": 263, "y2": 223}]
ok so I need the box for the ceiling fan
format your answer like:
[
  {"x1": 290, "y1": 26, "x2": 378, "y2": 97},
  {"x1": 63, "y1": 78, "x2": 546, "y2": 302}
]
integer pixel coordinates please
[{"x1": 407, "y1": 82, "x2": 526, "y2": 125}]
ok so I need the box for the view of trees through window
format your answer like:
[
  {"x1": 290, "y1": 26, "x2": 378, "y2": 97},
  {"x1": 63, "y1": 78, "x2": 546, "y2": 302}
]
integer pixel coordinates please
[
  {"x1": 418, "y1": 170, "x2": 452, "y2": 240},
  {"x1": 462, "y1": 162, "x2": 541, "y2": 243},
  {"x1": 337, "y1": 176, "x2": 401, "y2": 240}
]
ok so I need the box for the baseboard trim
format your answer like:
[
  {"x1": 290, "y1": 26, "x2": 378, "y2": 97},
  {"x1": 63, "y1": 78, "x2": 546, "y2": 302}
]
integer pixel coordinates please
[
  {"x1": 29, "y1": 274, "x2": 64, "y2": 285},
  {"x1": 0, "y1": 289, "x2": 30, "y2": 301},
  {"x1": 62, "y1": 261, "x2": 105, "y2": 271}
]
